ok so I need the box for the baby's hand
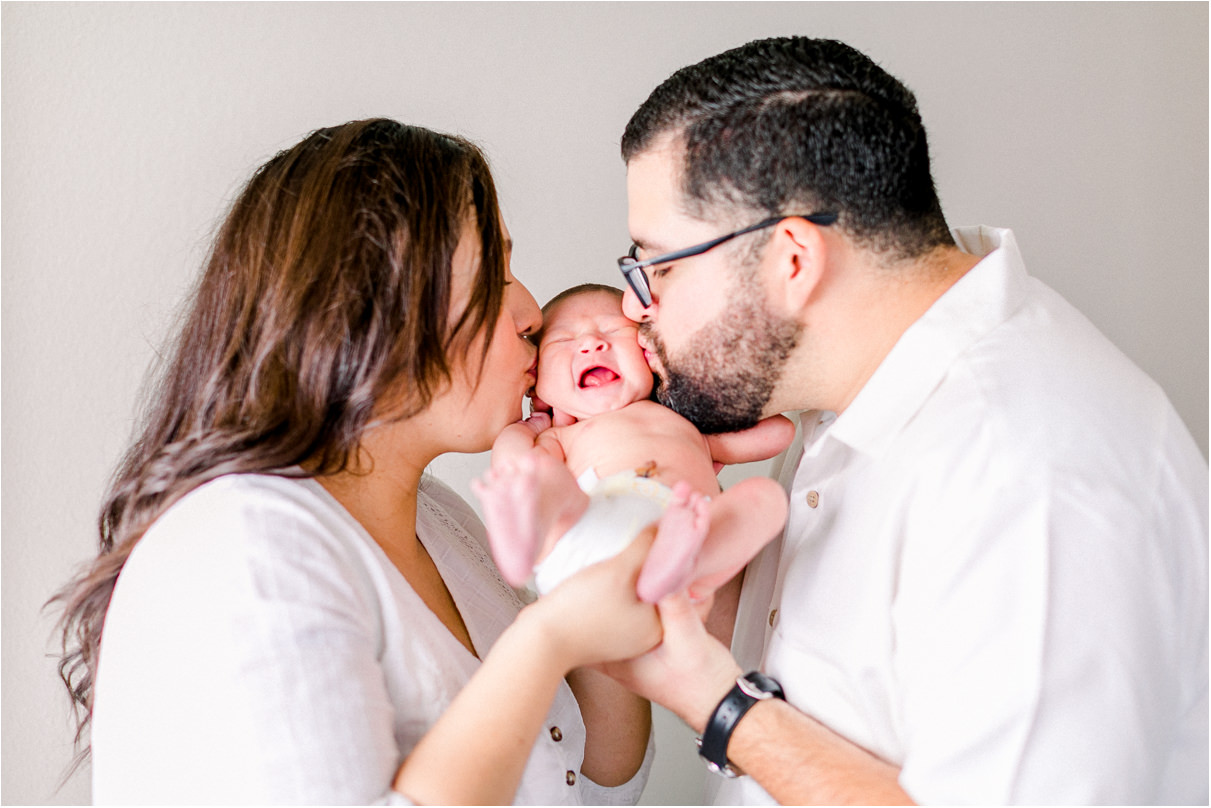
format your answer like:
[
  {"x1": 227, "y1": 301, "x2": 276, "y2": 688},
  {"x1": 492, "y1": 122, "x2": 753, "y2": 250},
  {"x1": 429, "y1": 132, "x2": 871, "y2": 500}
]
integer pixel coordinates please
[{"x1": 521, "y1": 411, "x2": 552, "y2": 434}]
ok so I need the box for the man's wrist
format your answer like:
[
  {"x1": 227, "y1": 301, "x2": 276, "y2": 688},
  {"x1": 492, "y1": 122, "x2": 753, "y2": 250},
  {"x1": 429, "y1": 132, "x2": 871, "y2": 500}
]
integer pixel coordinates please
[
  {"x1": 686, "y1": 661, "x2": 744, "y2": 734},
  {"x1": 697, "y1": 671, "x2": 786, "y2": 777}
]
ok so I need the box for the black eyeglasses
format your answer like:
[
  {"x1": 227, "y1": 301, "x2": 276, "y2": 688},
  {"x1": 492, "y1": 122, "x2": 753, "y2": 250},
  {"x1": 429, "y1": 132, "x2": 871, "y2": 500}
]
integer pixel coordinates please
[{"x1": 617, "y1": 213, "x2": 838, "y2": 308}]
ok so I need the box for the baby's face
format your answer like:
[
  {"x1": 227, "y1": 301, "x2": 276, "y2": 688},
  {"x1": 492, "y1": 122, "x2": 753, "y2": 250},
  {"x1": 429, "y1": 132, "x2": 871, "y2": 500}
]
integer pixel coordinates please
[{"x1": 535, "y1": 291, "x2": 654, "y2": 419}]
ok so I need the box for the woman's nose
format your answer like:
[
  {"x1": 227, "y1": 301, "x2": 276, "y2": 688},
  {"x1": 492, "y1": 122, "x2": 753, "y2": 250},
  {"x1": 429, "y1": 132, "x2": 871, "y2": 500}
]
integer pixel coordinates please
[
  {"x1": 511, "y1": 281, "x2": 542, "y2": 336},
  {"x1": 621, "y1": 285, "x2": 652, "y2": 322}
]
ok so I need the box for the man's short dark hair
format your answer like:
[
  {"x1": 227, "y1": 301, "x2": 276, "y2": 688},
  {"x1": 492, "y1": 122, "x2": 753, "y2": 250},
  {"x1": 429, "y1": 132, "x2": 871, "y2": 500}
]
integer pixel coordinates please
[{"x1": 622, "y1": 37, "x2": 954, "y2": 261}]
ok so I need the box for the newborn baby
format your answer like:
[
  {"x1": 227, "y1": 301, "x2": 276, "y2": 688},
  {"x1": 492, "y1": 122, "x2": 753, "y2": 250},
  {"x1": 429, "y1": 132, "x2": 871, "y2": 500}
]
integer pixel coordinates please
[{"x1": 473, "y1": 283, "x2": 792, "y2": 603}]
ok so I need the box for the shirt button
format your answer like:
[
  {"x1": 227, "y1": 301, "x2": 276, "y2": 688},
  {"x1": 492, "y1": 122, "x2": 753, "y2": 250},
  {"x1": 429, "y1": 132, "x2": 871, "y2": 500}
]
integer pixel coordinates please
[
  {"x1": 549, "y1": 726, "x2": 563, "y2": 742},
  {"x1": 566, "y1": 770, "x2": 577, "y2": 786},
  {"x1": 806, "y1": 490, "x2": 820, "y2": 508},
  {"x1": 768, "y1": 608, "x2": 778, "y2": 627}
]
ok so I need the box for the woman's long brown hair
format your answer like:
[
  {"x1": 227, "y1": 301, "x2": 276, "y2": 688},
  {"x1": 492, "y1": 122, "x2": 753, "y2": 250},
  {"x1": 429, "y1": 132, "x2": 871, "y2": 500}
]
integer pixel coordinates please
[{"x1": 47, "y1": 119, "x2": 507, "y2": 769}]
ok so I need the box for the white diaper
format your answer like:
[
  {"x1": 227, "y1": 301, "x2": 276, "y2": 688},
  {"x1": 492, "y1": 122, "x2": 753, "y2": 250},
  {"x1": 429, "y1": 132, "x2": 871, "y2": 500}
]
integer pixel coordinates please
[{"x1": 532, "y1": 468, "x2": 674, "y2": 595}]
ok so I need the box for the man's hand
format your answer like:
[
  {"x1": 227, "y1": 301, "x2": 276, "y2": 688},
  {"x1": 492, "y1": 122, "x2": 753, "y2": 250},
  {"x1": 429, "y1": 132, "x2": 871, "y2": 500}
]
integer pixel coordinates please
[
  {"x1": 706, "y1": 414, "x2": 796, "y2": 471},
  {"x1": 598, "y1": 590, "x2": 742, "y2": 733},
  {"x1": 601, "y1": 587, "x2": 913, "y2": 805}
]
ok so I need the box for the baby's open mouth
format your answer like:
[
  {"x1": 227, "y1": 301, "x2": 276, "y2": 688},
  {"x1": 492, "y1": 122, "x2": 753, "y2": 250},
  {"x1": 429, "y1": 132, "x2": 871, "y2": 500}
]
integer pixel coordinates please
[{"x1": 579, "y1": 366, "x2": 620, "y2": 388}]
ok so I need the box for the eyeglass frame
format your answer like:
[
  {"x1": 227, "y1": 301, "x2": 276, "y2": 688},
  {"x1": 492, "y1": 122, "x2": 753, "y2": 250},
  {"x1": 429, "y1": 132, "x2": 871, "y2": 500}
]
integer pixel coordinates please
[{"x1": 617, "y1": 213, "x2": 838, "y2": 308}]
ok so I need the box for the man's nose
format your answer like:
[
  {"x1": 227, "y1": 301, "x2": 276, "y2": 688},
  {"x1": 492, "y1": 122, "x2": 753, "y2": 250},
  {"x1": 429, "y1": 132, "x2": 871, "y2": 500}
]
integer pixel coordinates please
[{"x1": 621, "y1": 286, "x2": 651, "y2": 322}]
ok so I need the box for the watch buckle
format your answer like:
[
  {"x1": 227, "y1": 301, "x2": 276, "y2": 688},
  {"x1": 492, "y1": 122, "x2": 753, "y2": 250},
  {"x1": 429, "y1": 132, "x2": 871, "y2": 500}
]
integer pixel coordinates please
[{"x1": 694, "y1": 736, "x2": 743, "y2": 778}]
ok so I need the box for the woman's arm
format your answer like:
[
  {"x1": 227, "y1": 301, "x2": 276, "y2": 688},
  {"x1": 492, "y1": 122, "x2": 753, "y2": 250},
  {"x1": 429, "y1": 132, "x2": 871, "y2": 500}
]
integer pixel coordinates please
[
  {"x1": 393, "y1": 531, "x2": 661, "y2": 804},
  {"x1": 392, "y1": 608, "x2": 571, "y2": 804},
  {"x1": 565, "y1": 667, "x2": 651, "y2": 787}
]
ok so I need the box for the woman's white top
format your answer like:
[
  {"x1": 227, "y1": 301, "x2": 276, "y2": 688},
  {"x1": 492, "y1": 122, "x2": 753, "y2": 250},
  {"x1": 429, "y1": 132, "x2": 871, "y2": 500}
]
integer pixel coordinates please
[{"x1": 91, "y1": 472, "x2": 651, "y2": 804}]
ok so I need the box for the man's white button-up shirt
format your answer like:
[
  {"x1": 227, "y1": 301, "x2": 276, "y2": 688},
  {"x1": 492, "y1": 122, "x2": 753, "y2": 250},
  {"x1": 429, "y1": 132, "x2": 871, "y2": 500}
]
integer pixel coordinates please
[{"x1": 719, "y1": 226, "x2": 1208, "y2": 804}]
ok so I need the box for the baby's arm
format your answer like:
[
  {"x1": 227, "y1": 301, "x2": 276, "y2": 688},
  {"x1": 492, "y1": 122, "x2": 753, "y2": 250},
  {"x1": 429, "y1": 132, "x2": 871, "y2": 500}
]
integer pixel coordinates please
[
  {"x1": 476, "y1": 414, "x2": 586, "y2": 587},
  {"x1": 490, "y1": 412, "x2": 565, "y2": 467}
]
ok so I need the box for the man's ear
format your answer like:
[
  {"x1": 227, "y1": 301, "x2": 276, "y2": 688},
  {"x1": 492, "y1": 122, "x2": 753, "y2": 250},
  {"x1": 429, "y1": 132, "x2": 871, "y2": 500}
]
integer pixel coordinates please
[{"x1": 764, "y1": 216, "x2": 830, "y2": 314}]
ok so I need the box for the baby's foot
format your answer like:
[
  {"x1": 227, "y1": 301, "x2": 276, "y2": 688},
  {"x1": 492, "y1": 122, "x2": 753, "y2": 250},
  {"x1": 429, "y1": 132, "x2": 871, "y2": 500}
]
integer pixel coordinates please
[
  {"x1": 636, "y1": 481, "x2": 711, "y2": 603},
  {"x1": 472, "y1": 453, "x2": 587, "y2": 587},
  {"x1": 471, "y1": 456, "x2": 547, "y2": 587}
]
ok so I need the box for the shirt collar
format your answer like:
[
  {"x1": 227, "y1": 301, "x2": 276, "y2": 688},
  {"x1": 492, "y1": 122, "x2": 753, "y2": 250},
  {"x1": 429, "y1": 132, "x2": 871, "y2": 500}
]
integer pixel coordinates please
[{"x1": 823, "y1": 225, "x2": 1031, "y2": 457}]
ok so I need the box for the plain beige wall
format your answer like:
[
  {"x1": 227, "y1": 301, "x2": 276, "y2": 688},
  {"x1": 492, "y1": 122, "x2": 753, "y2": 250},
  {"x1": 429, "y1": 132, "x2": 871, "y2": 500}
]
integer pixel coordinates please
[{"x1": 3, "y1": 2, "x2": 1206, "y2": 804}]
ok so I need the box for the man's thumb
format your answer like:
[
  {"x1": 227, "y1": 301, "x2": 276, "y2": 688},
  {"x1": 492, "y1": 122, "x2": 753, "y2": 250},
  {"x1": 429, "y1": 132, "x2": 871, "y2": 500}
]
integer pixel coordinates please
[{"x1": 655, "y1": 590, "x2": 706, "y2": 632}]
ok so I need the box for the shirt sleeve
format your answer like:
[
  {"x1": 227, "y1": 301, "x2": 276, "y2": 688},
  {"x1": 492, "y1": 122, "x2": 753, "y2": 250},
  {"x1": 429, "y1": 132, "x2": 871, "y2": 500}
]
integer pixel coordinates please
[
  {"x1": 892, "y1": 416, "x2": 1207, "y2": 804},
  {"x1": 91, "y1": 477, "x2": 407, "y2": 804}
]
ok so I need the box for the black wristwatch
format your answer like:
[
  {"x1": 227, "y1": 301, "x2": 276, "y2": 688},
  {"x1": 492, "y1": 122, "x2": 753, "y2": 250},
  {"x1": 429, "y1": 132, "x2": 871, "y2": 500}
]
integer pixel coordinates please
[{"x1": 696, "y1": 671, "x2": 785, "y2": 778}]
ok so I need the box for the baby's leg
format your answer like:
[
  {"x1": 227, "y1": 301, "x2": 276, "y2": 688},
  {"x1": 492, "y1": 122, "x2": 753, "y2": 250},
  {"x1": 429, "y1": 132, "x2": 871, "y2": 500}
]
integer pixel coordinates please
[
  {"x1": 685, "y1": 477, "x2": 788, "y2": 600},
  {"x1": 636, "y1": 477, "x2": 788, "y2": 603},
  {"x1": 635, "y1": 482, "x2": 711, "y2": 604},
  {"x1": 471, "y1": 454, "x2": 589, "y2": 587}
]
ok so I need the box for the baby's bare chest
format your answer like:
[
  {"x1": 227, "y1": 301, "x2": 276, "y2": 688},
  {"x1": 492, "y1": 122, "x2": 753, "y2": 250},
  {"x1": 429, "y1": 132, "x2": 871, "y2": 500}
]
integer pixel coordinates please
[{"x1": 559, "y1": 404, "x2": 718, "y2": 492}]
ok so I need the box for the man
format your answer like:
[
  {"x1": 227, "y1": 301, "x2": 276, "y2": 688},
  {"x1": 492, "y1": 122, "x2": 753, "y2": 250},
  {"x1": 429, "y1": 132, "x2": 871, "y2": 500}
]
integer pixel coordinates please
[{"x1": 609, "y1": 37, "x2": 1208, "y2": 804}]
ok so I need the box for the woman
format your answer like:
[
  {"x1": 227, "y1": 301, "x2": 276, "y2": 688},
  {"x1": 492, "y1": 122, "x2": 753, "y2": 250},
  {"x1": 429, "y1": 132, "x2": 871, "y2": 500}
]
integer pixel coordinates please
[{"x1": 51, "y1": 119, "x2": 658, "y2": 804}]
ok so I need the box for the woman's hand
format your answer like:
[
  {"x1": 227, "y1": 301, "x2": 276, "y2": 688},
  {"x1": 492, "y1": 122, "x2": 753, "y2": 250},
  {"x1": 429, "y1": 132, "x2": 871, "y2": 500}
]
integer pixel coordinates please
[{"x1": 523, "y1": 526, "x2": 663, "y2": 672}]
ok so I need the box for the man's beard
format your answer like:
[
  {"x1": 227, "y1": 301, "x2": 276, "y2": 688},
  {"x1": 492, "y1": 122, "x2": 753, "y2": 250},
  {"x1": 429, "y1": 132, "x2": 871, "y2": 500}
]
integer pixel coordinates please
[{"x1": 642, "y1": 288, "x2": 800, "y2": 434}]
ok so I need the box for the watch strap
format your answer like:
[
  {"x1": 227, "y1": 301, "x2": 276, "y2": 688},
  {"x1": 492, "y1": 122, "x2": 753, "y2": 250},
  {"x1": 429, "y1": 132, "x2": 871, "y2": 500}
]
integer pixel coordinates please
[{"x1": 698, "y1": 671, "x2": 785, "y2": 777}]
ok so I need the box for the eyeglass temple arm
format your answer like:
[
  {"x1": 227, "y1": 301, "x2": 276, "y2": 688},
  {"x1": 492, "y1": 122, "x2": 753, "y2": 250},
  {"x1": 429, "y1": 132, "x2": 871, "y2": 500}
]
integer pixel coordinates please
[{"x1": 623, "y1": 213, "x2": 837, "y2": 272}]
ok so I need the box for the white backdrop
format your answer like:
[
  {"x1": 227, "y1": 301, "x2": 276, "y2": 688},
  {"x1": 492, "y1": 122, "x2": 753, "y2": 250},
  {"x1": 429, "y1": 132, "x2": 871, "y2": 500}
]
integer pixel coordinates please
[{"x1": 3, "y1": 3, "x2": 1206, "y2": 804}]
